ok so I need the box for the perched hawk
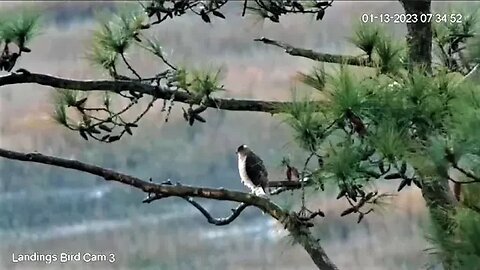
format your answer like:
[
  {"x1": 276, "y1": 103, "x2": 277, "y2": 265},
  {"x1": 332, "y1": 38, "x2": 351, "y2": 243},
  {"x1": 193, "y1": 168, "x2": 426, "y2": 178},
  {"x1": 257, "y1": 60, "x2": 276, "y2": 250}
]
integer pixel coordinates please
[{"x1": 236, "y1": 144, "x2": 269, "y2": 197}]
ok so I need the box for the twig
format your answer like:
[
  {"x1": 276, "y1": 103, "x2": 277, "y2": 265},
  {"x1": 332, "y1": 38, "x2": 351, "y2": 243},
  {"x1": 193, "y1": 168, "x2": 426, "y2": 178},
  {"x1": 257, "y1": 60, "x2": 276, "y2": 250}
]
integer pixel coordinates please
[
  {"x1": 158, "y1": 54, "x2": 177, "y2": 71},
  {"x1": 135, "y1": 42, "x2": 177, "y2": 71},
  {"x1": 452, "y1": 163, "x2": 480, "y2": 182},
  {"x1": 461, "y1": 63, "x2": 479, "y2": 83},
  {"x1": 120, "y1": 53, "x2": 142, "y2": 80},
  {"x1": 143, "y1": 193, "x2": 171, "y2": 203},
  {"x1": 183, "y1": 198, "x2": 250, "y2": 226},
  {"x1": 242, "y1": 0, "x2": 248, "y2": 16},
  {"x1": 448, "y1": 175, "x2": 479, "y2": 185},
  {"x1": 340, "y1": 191, "x2": 377, "y2": 217},
  {"x1": 269, "y1": 178, "x2": 312, "y2": 195},
  {"x1": 255, "y1": 37, "x2": 374, "y2": 67},
  {"x1": 113, "y1": 96, "x2": 157, "y2": 140}
]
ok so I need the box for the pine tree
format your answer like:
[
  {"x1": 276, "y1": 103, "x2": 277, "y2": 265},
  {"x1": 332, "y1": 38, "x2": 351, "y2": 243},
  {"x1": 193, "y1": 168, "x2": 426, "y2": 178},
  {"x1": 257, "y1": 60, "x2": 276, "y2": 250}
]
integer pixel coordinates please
[{"x1": 0, "y1": 1, "x2": 479, "y2": 269}]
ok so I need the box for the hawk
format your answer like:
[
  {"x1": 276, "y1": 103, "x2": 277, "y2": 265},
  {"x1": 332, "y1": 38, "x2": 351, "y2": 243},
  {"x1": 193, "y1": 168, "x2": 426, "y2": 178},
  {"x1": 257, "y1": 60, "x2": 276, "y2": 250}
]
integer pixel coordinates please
[{"x1": 236, "y1": 144, "x2": 269, "y2": 197}]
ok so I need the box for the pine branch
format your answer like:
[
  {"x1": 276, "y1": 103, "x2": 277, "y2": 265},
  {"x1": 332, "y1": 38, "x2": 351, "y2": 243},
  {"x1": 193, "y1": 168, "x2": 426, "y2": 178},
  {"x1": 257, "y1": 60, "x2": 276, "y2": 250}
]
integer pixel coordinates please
[
  {"x1": 0, "y1": 71, "x2": 319, "y2": 114},
  {"x1": 255, "y1": 37, "x2": 374, "y2": 67}
]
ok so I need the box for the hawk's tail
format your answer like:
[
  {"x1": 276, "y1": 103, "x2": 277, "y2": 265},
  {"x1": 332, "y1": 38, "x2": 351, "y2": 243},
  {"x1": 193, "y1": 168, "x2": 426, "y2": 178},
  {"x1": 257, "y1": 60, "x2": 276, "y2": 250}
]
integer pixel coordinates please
[{"x1": 255, "y1": 187, "x2": 269, "y2": 215}]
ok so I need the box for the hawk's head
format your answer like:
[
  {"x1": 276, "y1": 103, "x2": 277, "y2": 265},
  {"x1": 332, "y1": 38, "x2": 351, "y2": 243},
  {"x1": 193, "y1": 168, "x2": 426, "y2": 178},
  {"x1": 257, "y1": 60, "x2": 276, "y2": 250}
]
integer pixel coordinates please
[{"x1": 236, "y1": 144, "x2": 249, "y2": 155}]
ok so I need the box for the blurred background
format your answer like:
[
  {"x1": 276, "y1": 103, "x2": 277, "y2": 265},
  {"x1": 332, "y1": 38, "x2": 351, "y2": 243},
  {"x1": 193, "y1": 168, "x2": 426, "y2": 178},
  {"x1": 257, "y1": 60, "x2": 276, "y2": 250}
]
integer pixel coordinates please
[{"x1": 0, "y1": 1, "x2": 463, "y2": 269}]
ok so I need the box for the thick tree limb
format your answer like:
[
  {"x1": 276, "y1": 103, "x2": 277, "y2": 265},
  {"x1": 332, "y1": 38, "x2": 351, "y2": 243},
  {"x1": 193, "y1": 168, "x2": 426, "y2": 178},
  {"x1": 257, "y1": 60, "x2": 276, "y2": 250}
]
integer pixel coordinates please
[
  {"x1": 0, "y1": 147, "x2": 338, "y2": 270},
  {"x1": 0, "y1": 71, "x2": 312, "y2": 114},
  {"x1": 289, "y1": 225, "x2": 338, "y2": 270},
  {"x1": 255, "y1": 37, "x2": 374, "y2": 67},
  {"x1": 0, "y1": 147, "x2": 282, "y2": 214}
]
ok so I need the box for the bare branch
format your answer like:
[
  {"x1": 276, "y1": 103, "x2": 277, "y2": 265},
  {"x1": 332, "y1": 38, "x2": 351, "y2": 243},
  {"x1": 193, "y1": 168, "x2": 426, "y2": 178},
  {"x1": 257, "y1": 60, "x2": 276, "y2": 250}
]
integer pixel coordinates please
[
  {"x1": 446, "y1": 149, "x2": 480, "y2": 183},
  {"x1": 255, "y1": 37, "x2": 374, "y2": 67},
  {"x1": 463, "y1": 203, "x2": 480, "y2": 215},
  {"x1": 142, "y1": 193, "x2": 171, "y2": 203},
  {"x1": 452, "y1": 164, "x2": 480, "y2": 182},
  {"x1": 269, "y1": 187, "x2": 290, "y2": 195},
  {"x1": 0, "y1": 71, "x2": 318, "y2": 114},
  {"x1": 0, "y1": 147, "x2": 281, "y2": 213},
  {"x1": 183, "y1": 199, "x2": 250, "y2": 226},
  {"x1": 268, "y1": 180, "x2": 308, "y2": 188},
  {"x1": 269, "y1": 178, "x2": 314, "y2": 195},
  {"x1": 461, "y1": 63, "x2": 479, "y2": 83},
  {"x1": 142, "y1": 181, "x2": 251, "y2": 225},
  {"x1": 340, "y1": 191, "x2": 378, "y2": 218},
  {"x1": 448, "y1": 176, "x2": 479, "y2": 185},
  {"x1": 120, "y1": 53, "x2": 142, "y2": 80},
  {"x1": 143, "y1": 192, "x2": 250, "y2": 226},
  {"x1": 0, "y1": 147, "x2": 338, "y2": 270},
  {"x1": 242, "y1": 0, "x2": 248, "y2": 16}
]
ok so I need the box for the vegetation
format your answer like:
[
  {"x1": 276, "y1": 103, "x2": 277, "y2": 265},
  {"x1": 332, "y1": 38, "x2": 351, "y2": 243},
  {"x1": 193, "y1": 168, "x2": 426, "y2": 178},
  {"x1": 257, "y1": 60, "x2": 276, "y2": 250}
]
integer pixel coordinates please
[{"x1": 1, "y1": 1, "x2": 480, "y2": 269}]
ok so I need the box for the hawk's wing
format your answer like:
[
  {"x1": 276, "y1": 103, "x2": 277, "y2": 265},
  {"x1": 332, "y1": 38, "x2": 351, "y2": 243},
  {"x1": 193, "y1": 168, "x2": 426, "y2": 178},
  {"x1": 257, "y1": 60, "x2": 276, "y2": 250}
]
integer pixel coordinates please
[{"x1": 245, "y1": 152, "x2": 268, "y2": 190}]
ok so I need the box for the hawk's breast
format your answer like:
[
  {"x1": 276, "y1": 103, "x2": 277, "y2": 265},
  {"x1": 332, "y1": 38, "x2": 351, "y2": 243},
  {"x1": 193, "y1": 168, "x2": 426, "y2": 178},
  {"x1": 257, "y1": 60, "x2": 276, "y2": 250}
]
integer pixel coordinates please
[{"x1": 238, "y1": 153, "x2": 256, "y2": 191}]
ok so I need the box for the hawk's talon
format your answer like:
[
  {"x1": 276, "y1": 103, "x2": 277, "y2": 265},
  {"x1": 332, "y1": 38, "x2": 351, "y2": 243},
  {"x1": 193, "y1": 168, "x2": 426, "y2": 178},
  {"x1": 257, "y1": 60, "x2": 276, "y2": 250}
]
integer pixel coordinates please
[{"x1": 161, "y1": 179, "x2": 172, "y2": 185}]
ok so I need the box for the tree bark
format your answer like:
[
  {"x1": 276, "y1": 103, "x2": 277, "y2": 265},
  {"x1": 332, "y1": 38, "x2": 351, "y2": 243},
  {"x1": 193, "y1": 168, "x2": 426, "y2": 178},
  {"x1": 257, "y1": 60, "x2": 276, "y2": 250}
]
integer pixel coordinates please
[
  {"x1": 290, "y1": 226, "x2": 339, "y2": 270},
  {"x1": 399, "y1": 0, "x2": 433, "y2": 73},
  {"x1": 420, "y1": 178, "x2": 458, "y2": 270},
  {"x1": 399, "y1": 1, "x2": 459, "y2": 268}
]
